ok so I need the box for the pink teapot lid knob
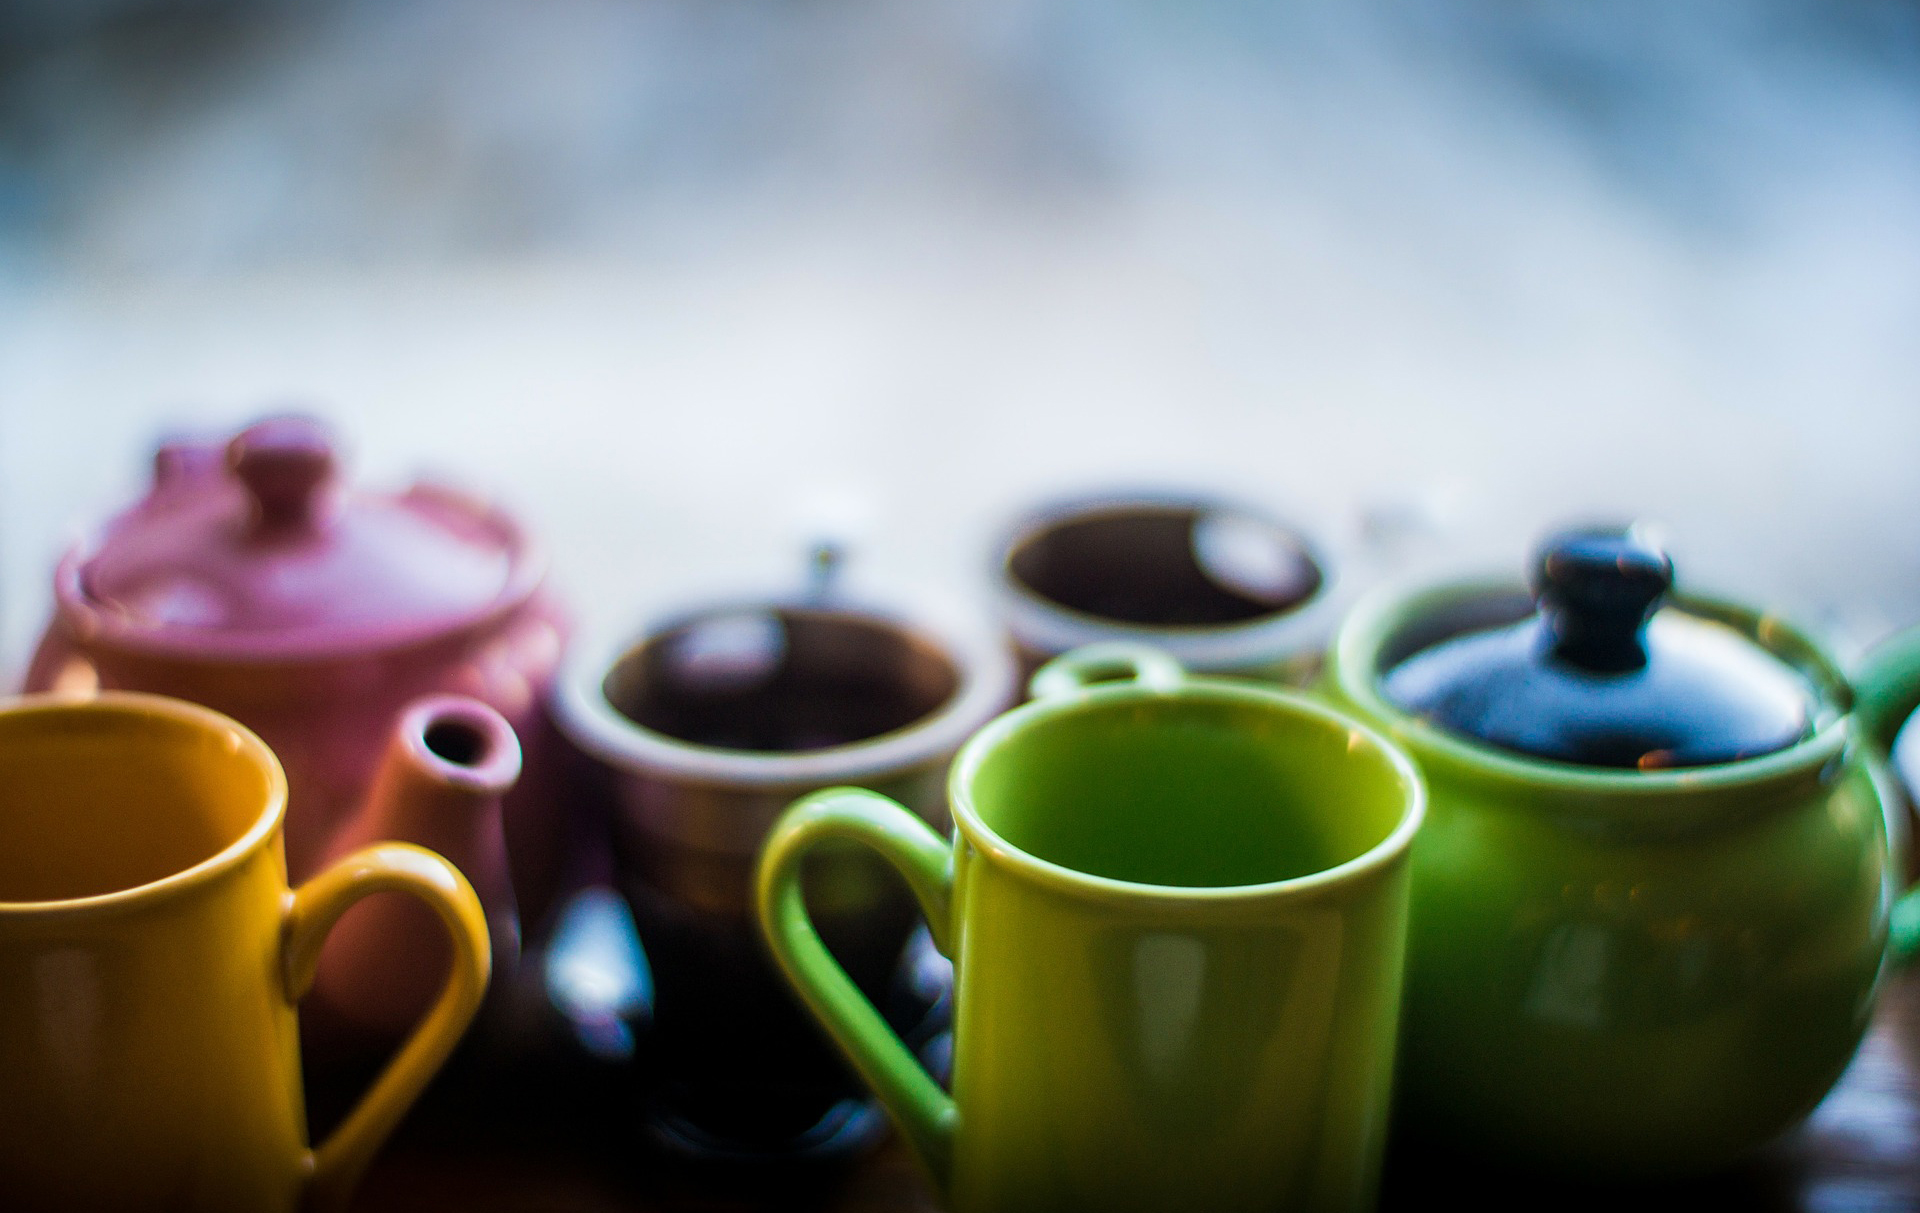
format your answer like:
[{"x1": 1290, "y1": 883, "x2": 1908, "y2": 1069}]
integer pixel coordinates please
[{"x1": 229, "y1": 416, "x2": 338, "y2": 533}]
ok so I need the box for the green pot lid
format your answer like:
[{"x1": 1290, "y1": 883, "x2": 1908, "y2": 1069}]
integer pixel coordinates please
[{"x1": 1381, "y1": 527, "x2": 1815, "y2": 769}]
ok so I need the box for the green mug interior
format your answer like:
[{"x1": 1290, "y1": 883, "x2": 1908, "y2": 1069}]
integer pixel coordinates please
[{"x1": 965, "y1": 689, "x2": 1412, "y2": 889}]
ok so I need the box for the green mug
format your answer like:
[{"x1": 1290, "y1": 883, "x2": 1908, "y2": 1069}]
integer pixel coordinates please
[{"x1": 756, "y1": 644, "x2": 1424, "y2": 1213}]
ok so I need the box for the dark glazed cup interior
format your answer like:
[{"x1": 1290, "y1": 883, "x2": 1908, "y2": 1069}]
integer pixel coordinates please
[
  {"x1": 995, "y1": 495, "x2": 1338, "y2": 683},
  {"x1": 1007, "y1": 501, "x2": 1322, "y2": 627},
  {"x1": 602, "y1": 608, "x2": 961, "y2": 753}
]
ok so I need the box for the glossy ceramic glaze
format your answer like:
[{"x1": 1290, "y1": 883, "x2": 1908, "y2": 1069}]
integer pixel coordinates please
[
  {"x1": 757, "y1": 645, "x2": 1424, "y2": 1213},
  {"x1": 556, "y1": 599, "x2": 1016, "y2": 1161},
  {"x1": 0, "y1": 693, "x2": 490, "y2": 1213},
  {"x1": 1324, "y1": 579, "x2": 1920, "y2": 1176},
  {"x1": 1384, "y1": 529, "x2": 1816, "y2": 767},
  {"x1": 1858, "y1": 625, "x2": 1920, "y2": 776},
  {"x1": 992, "y1": 493, "x2": 1341, "y2": 685},
  {"x1": 23, "y1": 417, "x2": 571, "y2": 935}
]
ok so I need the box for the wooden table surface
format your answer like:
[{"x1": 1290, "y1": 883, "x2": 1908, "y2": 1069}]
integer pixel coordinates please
[{"x1": 350, "y1": 968, "x2": 1920, "y2": 1213}]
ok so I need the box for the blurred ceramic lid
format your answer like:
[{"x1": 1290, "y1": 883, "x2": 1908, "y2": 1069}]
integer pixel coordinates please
[
  {"x1": 65, "y1": 415, "x2": 539, "y2": 659},
  {"x1": 1382, "y1": 526, "x2": 1816, "y2": 769}
]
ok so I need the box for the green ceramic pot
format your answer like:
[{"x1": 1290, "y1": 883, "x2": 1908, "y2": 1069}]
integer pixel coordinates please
[
  {"x1": 1322, "y1": 578, "x2": 1920, "y2": 1177},
  {"x1": 757, "y1": 644, "x2": 1424, "y2": 1213}
]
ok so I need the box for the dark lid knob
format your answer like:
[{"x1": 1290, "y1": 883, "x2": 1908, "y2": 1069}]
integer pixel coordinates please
[
  {"x1": 1533, "y1": 527, "x2": 1672, "y2": 673},
  {"x1": 228, "y1": 416, "x2": 338, "y2": 533}
]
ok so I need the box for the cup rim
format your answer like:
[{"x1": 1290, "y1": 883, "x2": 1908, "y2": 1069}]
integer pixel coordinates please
[
  {"x1": 991, "y1": 490, "x2": 1343, "y2": 672},
  {"x1": 1328, "y1": 574, "x2": 1855, "y2": 796},
  {"x1": 556, "y1": 595, "x2": 1018, "y2": 788},
  {"x1": 948, "y1": 676, "x2": 1425, "y2": 902},
  {"x1": 0, "y1": 692, "x2": 288, "y2": 917}
]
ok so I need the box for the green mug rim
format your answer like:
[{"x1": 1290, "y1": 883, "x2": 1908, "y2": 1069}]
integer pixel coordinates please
[
  {"x1": 947, "y1": 675, "x2": 1425, "y2": 903},
  {"x1": 1330, "y1": 576, "x2": 1854, "y2": 799}
]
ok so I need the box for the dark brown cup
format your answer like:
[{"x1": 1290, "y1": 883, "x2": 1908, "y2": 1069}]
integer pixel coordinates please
[
  {"x1": 993, "y1": 492, "x2": 1342, "y2": 687},
  {"x1": 555, "y1": 598, "x2": 1015, "y2": 1167}
]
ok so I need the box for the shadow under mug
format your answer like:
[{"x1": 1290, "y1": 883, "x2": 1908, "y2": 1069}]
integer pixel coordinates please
[
  {"x1": 757, "y1": 644, "x2": 1424, "y2": 1213},
  {"x1": 0, "y1": 692, "x2": 491, "y2": 1213},
  {"x1": 555, "y1": 600, "x2": 1015, "y2": 1166},
  {"x1": 993, "y1": 493, "x2": 1340, "y2": 686}
]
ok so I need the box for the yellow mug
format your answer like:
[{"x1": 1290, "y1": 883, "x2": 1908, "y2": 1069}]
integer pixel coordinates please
[{"x1": 0, "y1": 693, "x2": 491, "y2": 1213}]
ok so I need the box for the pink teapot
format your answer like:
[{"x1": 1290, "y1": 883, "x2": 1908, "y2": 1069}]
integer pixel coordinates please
[{"x1": 24, "y1": 415, "x2": 571, "y2": 1036}]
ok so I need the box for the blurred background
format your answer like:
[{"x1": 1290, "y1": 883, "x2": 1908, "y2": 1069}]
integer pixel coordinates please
[{"x1": 2, "y1": 0, "x2": 1917, "y2": 671}]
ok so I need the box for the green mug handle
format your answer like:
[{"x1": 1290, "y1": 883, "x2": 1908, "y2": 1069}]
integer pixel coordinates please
[
  {"x1": 755, "y1": 787, "x2": 960, "y2": 1190},
  {"x1": 1029, "y1": 642, "x2": 1185, "y2": 701}
]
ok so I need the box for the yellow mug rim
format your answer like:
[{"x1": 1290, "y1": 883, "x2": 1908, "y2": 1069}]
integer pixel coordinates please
[{"x1": 0, "y1": 692, "x2": 288, "y2": 917}]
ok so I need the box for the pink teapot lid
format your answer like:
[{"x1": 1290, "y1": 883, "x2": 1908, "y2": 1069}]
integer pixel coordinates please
[{"x1": 59, "y1": 416, "x2": 543, "y2": 660}]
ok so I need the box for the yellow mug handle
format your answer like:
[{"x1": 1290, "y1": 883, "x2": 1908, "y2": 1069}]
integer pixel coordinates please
[{"x1": 281, "y1": 843, "x2": 492, "y2": 1213}]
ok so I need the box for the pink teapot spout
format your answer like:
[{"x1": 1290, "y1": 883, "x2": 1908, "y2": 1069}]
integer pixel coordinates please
[{"x1": 313, "y1": 694, "x2": 523, "y2": 1039}]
